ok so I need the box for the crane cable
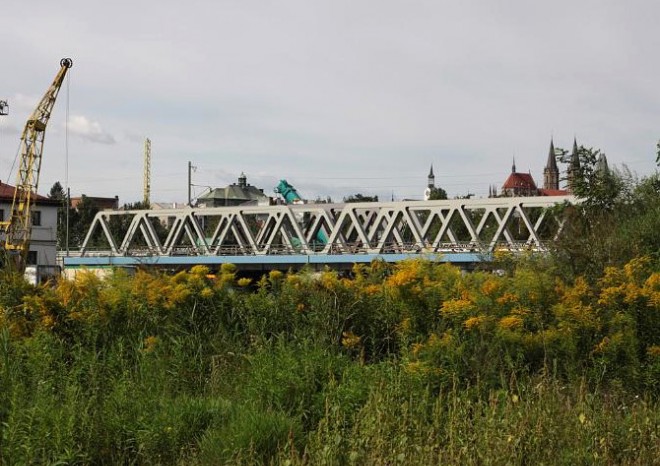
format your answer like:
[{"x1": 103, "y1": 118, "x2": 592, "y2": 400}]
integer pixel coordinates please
[{"x1": 65, "y1": 69, "x2": 71, "y2": 255}]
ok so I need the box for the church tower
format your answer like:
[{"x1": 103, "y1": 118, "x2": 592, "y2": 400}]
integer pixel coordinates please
[
  {"x1": 543, "y1": 139, "x2": 559, "y2": 191},
  {"x1": 566, "y1": 138, "x2": 581, "y2": 193},
  {"x1": 424, "y1": 165, "x2": 435, "y2": 200}
]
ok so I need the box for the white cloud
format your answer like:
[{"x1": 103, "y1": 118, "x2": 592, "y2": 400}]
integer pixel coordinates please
[{"x1": 67, "y1": 115, "x2": 115, "y2": 145}]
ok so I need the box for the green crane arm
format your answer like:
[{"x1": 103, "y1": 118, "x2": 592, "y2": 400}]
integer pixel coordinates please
[{"x1": 1, "y1": 58, "x2": 72, "y2": 272}]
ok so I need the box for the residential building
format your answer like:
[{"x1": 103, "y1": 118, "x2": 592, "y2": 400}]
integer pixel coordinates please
[
  {"x1": 0, "y1": 181, "x2": 59, "y2": 271},
  {"x1": 196, "y1": 173, "x2": 271, "y2": 207}
]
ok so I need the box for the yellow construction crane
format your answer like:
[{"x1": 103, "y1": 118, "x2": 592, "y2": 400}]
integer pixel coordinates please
[{"x1": 1, "y1": 58, "x2": 73, "y2": 272}]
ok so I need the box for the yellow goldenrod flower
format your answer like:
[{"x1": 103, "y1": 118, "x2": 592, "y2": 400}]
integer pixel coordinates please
[
  {"x1": 646, "y1": 345, "x2": 660, "y2": 357},
  {"x1": 341, "y1": 331, "x2": 361, "y2": 349},
  {"x1": 143, "y1": 335, "x2": 159, "y2": 353},
  {"x1": 237, "y1": 277, "x2": 252, "y2": 287},
  {"x1": 499, "y1": 315, "x2": 523, "y2": 330},
  {"x1": 464, "y1": 316, "x2": 485, "y2": 331}
]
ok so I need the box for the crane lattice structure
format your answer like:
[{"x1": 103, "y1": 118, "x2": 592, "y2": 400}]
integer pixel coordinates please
[
  {"x1": 0, "y1": 100, "x2": 8, "y2": 116},
  {"x1": 143, "y1": 138, "x2": 151, "y2": 206},
  {"x1": 1, "y1": 58, "x2": 72, "y2": 272}
]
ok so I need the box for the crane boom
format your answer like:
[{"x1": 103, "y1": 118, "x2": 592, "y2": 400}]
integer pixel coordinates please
[{"x1": 1, "y1": 58, "x2": 72, "y2": 272}]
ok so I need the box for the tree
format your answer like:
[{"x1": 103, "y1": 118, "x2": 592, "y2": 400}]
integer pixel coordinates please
[
  {"x1": 47, "y1": 181, "x2": 68, "y2": 248},
  {"x1": 428, "y1": 186, "x2": 448, "y2": 200},
  {"x1": 48, "y1": 181, "x2": 65, "y2": 200},
  {"x1": 68, "y1": 195, "x2": 99, "y2": 248},
  {"x1": 550, "y1": 145, "x2": 660, "y2": 279},
  {"x1": 343, "y1": 193, "x2": 378, "y2": 203}
]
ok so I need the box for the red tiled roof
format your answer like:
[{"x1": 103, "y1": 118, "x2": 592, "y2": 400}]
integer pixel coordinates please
[
  {"x1": 0, "y1": 182, "x2": 59, "y2": 205},
  {"x1": 502, "y1": 172, "x2": 537, "y2": 190},
  {"x1": 538, "y1": 188, "x2": 569, "y2": 196}
]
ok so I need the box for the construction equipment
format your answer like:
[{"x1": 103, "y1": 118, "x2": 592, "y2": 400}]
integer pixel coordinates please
[
  {"x1": 0, "y1": 100, "x2": 8, "y2": 116},
  {"x1": 143, "y1": 138, "x2": 151, "y2": 206},
  {"x1": 0, "y1": 58, "x2": 73, "y2": 272},
  {"x1": 274, "y1": 179, "x2": 328, "y2": 246},
  {"x1": 274, "y1": 179, "x2": 305, "y2": 205}
]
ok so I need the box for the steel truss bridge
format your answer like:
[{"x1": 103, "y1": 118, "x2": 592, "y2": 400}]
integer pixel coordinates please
[{"x1": 62, "y1": 196, "x2": 575, "y2": 271}]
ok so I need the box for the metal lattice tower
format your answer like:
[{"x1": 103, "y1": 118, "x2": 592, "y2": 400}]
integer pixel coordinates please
[{"x1": 143, "y1": 138, "x2": 151, "y2": 206}]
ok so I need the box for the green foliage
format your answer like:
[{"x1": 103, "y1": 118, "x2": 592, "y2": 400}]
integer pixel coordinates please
[
  {"x1": 427, "y1": 186, "x2": 448, "y2": 200},
  {"x1": 552, "y1": 162, "x2": 660, "y2": 279},
  {"x1": 343, "y1": 193, "x2": 379, "y2": 202}
]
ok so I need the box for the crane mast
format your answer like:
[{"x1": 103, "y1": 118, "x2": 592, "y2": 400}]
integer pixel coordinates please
[
  {"x1": 1, "y1": 58, "x2": 73, "y2": 272},
  {"x1": 143, "y1": 138, "x2": 151, "y2": 206}
]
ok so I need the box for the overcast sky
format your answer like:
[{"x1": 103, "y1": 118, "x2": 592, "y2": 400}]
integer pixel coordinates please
[{"x1": 1, "y1": 0, "x2": 658, "y2": 204}]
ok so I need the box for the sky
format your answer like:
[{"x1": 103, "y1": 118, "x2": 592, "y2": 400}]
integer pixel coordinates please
[{"x1": 1, "y1": 0, "x2": 659, "y2": 205}]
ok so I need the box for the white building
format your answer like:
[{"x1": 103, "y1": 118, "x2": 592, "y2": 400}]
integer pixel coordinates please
[{"x1": 0, "y1": 181, "x2": 59, "y2": 277}]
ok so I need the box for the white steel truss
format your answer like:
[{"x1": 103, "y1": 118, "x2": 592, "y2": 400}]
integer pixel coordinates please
[{"x1": 76, "y1": 196, "x2": 575, "y2": 258}]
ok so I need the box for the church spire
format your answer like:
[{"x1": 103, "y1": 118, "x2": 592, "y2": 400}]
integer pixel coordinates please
[
  {"x1": 543, "y1": 138, "x2": 559, "y2": 191},
  {"x1": 546, "y1": 139, "x2": 558, "y2": 171},
  {"x1": 567, "y1": 137, "x2": 581, "y2": 193},
  {"x1": 427, "y1": 164, "x2": 435, "y2": 189},
  {"x1": 512, "y1": 156, "x2": 516, "y2": 173},
  {"x1": 596, "y1": 153, "x2": 609, "y2": 175}
]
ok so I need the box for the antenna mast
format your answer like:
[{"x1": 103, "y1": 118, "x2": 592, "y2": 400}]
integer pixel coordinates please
[{"x1": 143, "y1": 137, "x2": 151, "y2": 206}]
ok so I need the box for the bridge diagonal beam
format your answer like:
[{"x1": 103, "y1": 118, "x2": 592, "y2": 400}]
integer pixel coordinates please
[{"x1": 80, "y1": 214, "x2": 119, "y2": 255}]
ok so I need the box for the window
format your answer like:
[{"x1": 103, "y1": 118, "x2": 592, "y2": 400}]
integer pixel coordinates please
[
  {"x1": 32, "y1": 211, "x2": 41, "y2": 226},
  {"x1": 27, "y1": 251, "x2": 38, "y2": 265}
]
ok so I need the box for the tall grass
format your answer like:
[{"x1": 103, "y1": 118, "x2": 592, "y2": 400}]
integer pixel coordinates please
[{"x1": 0, "y1": 258, "x2": 658, "y2": 464}]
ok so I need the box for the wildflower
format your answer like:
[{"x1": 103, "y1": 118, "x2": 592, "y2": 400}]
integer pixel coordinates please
[
  {"x1": 296, "y1": 303, "x2": 305, "y2": 313},
  {"x1": 41, "y1": 315, "x2": 55, "y2": 330},
  {"x1": 200, "y1": 287, "x2": 214, "y2": 299},
  {"x1": 269, "y1": 270, "x2": 284, "y2": 282},
  {"x1": 190, "y1": 265, "x2": 211, "y2": 276},
  {"x1": 143, "y1": 335, "x2": 159, "y2": 353},
  {"x1": 319, "y1": 271, "x2": 338, "y2": 289},
  {"x1": 398, "y1": 317, "x2": 411, "y2": 334},
  {"x1": 496, "y1": 292, "x2": 518, "y2": 307},
  {"x1": 499, "y1": 315, "x2": 523, "y2": 330},
  {"x1": 646, "y1": 346, "x2": 660, "y2": 357},
  {"x1": 481, "y1": 279, "x2": 500, "y2": 297},
  {"x1": 237, "y1": 277, "x2": 252, "y2": 287},
  {"x1": 593, "y1": 336, "x2": 610, "y2": 354},
  {"x1": 363, "y1": 284, "x2": 381, "y2": 296},
  {"x1": 411, "y1": 342, "x2": 424, "y2": 357},
  {"x1": 220, "y1": 263, "x2": 237, "y2": 275},
  {"x1": 405, "y1": 361, "x2": 424, "y2": 374},
  {"x1": 464, "y1": 316, "x2": 485, "y2": 331},
  {"x1": 440, "y1": 298, "x2": 473, "y2": 317},
  {"x1": 285, "y1": 274, "x2": 300, "y2": 286},
  {"x1": 341, "y1": 331, "x2": 361, "y2": 349}
]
